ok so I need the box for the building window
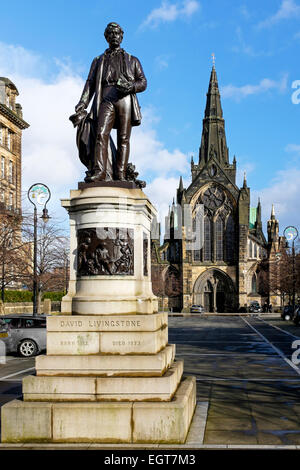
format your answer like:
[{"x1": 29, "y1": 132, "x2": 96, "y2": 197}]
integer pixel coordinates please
[
  {"x1": 251, "y1": 274, "x2": 257, "y2": 293},
  {"x1": 249, "y1": 241, "x2": 253, "y2": 258},
  {"x1": 254, "y1": 243, "x2": 257, "y2": 258},
  {"x1": 7, "y1": 131, "x2": 12, "y2": 151},
  {"x1": 216, "y1": 217, "x2": 224, "y2": 261},
  {"x1": 1, "y1": 156, "x2": 5, "y2": 179},
  {"x1": 8, "y1": 161, "x2": 13, "y2": 184},
  {"x1": 225, "y1": 215, "x2": 235, "y2": 263},
  {"x1": 0, "y1": 126, "x2": 2, "y2": 146},
  {"x1": 203, "y1": 216, "x2": 212, "y2": 261},
  {"x1": 9, "y1": 192, "x2": 13, "y2": 208}
]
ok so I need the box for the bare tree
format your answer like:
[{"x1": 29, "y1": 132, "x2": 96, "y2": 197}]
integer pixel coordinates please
[
  {"x1": 21, "y1": 214, "x2": 69, "y2": 297},
  {"x1": 266, "y1": 244, "x2": 300, "y2": 306},
  {"x1": 0, "y1": 211, "x2": 32, "y2": 300}
]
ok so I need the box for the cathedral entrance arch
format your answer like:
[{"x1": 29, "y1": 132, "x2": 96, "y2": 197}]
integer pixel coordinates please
[{"x1": 193, "y1": 269, "x2": 236, "y2": 313}]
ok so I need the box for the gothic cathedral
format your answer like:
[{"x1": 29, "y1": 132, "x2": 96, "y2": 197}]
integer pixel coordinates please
[{"x1": 151, "y1": 66, "x2": 284, "y2": 313}]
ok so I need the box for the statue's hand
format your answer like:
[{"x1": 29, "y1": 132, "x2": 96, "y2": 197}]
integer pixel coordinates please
[
  {"x1": 116, "y1": 76, "x2": 134, "y2": 95},
  {"x1": 75, "y1": 102, "x2": 85, "y2": 113}
]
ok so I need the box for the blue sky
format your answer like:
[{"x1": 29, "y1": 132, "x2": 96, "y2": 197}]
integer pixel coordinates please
[{"x1": 1, "y1": 0, "x2": 300, "y2": 235}]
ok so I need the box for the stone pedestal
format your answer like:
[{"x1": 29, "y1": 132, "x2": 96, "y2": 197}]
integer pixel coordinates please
[
  {"x1": 60, "y1": 186, "x2": 158, "y2": 316},
  {"x1": 1, "y1": 186, "x2": 196, "y2": 444}
]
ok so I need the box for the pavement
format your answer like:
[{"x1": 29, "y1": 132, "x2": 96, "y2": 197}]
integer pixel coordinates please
[
  {"x1": 169, "y1": 314, "x2": 300, "y2": 445},
  {"x1": 0, "y1": 314, "x2": 300, "y2": 447}
]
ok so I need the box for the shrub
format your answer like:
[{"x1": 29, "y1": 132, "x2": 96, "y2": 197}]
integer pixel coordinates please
[
  {"x1": 42, "y1": 291, "x2": 65, "y2": 301},
  {"x1": 4, "y1": 290, "x2": 33, "y2": 302}
]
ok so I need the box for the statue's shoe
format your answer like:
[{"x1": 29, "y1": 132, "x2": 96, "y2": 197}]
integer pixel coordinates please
[{"x1": 84, "y1": 172, "x2": 106, "y2": 183}]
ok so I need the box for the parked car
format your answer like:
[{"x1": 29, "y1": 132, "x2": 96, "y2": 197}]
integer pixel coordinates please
[
  {"x1": 281, "y1": 305, "x2": 297, "y2": 322},
  {"x1": 293, "y1": 306, "x2": 300, "y2": 325},
  {"x1": 0, "y1": 315, "x2": 47, "y2": 357},
  {"x1": 190, "y1": 305, "x2": 204, "y2": 313},
  {"x1": 249, "y1": 301, "x2": 261, "y2": 313}
]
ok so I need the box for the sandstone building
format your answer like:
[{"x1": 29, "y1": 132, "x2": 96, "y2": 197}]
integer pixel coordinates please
[
  {"x1": 0, "y1": 77, "x2": 29, "y2": 215},
  {"x1": 0, "y1": 78, "x2": 29, "y2": 292},
  {"x1": 151, "y1": 66, "x2": 284, "y2": 312}
]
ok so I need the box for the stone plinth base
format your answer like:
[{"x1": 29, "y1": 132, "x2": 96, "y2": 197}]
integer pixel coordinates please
[
  {"x1": 1, "y1": 377, "x2": 196, "y2": 444},
  {"x1": 36, "y1": 344, "x2": 175, "y2": 377},
  {"x1": 23, "y1": 361, "x2": 183, "y2": 402}
]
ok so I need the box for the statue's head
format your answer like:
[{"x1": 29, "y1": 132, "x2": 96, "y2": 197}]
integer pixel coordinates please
[{"x1": 104, "y1": 22, "x2": 124, "y2": 48}]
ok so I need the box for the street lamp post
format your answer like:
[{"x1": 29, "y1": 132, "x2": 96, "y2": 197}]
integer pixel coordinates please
[
  {"x1": 28, "y1": 184, "x2": 51, "y2": 316},
  {"x1": 283, "y1": 226, "x2": 298, "y2": 314}
]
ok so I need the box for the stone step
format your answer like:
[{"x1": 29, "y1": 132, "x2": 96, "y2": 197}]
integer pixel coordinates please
[
  {"x1": 36, "y1": 344, "x2": 175, "y2": 377},
  {"x1": 23, "y1": 361, "x2": 183, "y2": 402},
  {"x1": 1, "y1": 376, "x2": 196, "y2": 444},
  {"x1": 46, "y1": 326, "x2": 168, "y2": 355}
]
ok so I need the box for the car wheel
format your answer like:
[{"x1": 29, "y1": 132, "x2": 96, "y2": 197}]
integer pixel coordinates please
[
  {"x1": 18, "y1": 339, "x2": 38, "y2": 357},
  {"x1": 284, "y1": 314, "x2": 291, "y2": 321}
]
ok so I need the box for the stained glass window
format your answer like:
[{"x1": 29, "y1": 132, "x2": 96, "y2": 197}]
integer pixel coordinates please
[
  {"x1": 203, "y1": 217, "x2": 212, "y2": 261},
  {"x1": 193, "y1": 217, "x2": 201, "y2": 261},
  {"x1": 225, "y1": 215, "x2": 235, "y2": 263},
  {"x1": 216, "y1": 217, "x2": 224, "y2": 261}
]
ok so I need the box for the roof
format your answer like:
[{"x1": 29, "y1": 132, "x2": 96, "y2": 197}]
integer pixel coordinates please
[{"x1": 0, "y1": 77, "x2": 19, "y2": 95}]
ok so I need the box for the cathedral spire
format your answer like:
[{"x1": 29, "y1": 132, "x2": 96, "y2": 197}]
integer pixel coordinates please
[
  {"x1": 205, "y1": 65, "x2": 223, "y2": 119},
  {"x1": 199, "y1": 64, "x2": 229, "y2": 166}
]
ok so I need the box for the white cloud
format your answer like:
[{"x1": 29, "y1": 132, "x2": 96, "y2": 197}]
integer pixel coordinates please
[
  {"x1": 0, "y1": 42, "x2": 190, "y2": 228},
  {"x1": 221, "y1": 75, "x2": 288, "y2": 101},
  {"x1": 252, "y1": 167, "x2": 300, "y2": 232},
  {"x1": 285, "y1": 143, "x2": 300, "y2": 155},
  {"x1": 155, "y1": 55, "x2": 170, "y2": 70},
  {"x1": 257, "y1": 0, "x2": 300, "y2": 29},
  {"x1": 131, "y1": 107, "x2": 189, "y2": 177},
  {"x1": 239, "y1": 5, "x2": 251, "y2": 19},
  {"x1": 232, "y1": 26, "x2": 265, "y2": 57},
  {"x1": 141, "y1": 0, "x2": 200, "y2": 28}
]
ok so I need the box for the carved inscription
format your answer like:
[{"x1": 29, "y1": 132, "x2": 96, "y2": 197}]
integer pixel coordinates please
[
  {"x1": 112, "y1": 340, "x2": 141, "y2": 346},
  {"x1": 77, "y1": 227, "x2": 134, "y2": 276},
  {"x1": 59, "y1": 319, "x2": 141, "y2": 329}
]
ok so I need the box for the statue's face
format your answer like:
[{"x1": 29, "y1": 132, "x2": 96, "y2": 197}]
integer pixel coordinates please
[{"x1": 106, "y1": 27, "x2": 123, "y2": 48}]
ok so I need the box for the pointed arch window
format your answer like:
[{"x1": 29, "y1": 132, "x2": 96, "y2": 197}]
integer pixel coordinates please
[
  {"x1": 254, "y1": 243, "x2": 257, "y2": 258},
  {"x1": 193, "y1": 216, "x2": 201, "y2": 261},
  {"x1": 203, "y1": 216, "x2": 212, "y2": 261},
  {"x1": 251, "y1": 274, "x2": 257, "y2": 293},
  {"x1": 225, "y1": 214, "x2": 235, "y2": 263},
  {"x1": 216, "y1": 216, "x2": 224, "y2": 261}
]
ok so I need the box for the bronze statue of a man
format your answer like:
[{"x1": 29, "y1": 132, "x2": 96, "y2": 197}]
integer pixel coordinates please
[{"x1": 71, "y1": 22, "x2": 147, "y2": 183}]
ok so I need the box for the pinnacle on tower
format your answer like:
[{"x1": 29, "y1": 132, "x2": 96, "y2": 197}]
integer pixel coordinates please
[
  {"x1": 271, "y1": 204, "x2": 275, "y2": 219},
  {"x1": 179, "y1": 175, "x2": 183, "y2": 192}
]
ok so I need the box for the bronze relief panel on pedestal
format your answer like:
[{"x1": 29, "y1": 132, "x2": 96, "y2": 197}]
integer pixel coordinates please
[
  {"x1": 143, "y1": 232, "x2": 148, "y2": 277},
  {"x1": 77, "y1": 227, "x2": 134, "y2": 276}
]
